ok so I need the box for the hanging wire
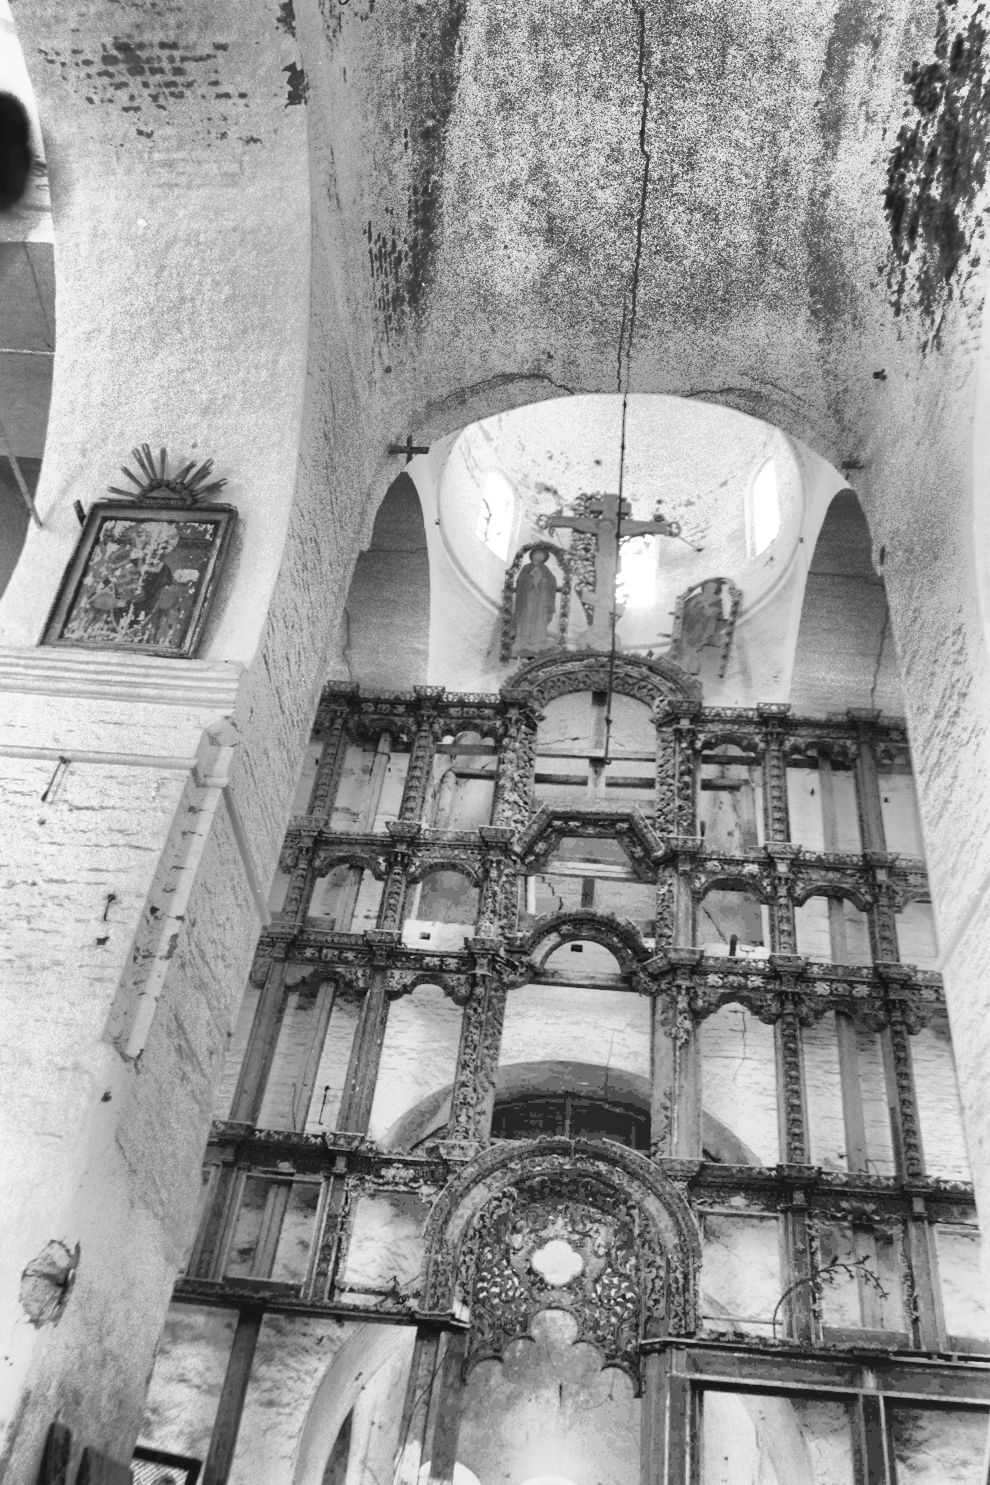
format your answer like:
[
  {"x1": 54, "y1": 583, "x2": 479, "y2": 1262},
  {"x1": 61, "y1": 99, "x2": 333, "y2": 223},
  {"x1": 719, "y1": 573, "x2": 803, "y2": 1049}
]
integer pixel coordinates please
[{"x1": 601, "y1": 392, "x2": 631, "y2": 771}]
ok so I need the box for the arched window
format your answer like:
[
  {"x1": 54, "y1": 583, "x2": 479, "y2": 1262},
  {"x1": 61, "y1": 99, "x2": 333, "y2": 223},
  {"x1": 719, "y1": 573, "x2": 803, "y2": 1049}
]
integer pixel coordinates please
[
  {"x1": 476, "y1": 468, "x2": 515, "y2": 559},
  {"x1": 748, "y1": 458, "x2": 780, "y2": 556},
  {"x1": 491, "y1": 1092, "x2": 650, "y2": 1149}
]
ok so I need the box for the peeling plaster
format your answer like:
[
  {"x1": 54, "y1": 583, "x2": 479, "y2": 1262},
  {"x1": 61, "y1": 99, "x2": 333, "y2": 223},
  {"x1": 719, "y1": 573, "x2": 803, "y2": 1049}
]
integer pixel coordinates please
[{"x1": 19, "y1": 1240, "x2": 79, "y2": 1328}]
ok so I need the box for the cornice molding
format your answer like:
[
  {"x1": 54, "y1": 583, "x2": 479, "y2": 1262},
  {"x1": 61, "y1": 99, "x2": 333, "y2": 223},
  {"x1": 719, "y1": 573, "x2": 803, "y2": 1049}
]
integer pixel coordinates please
[{"x1": 0, "y1": 647, "x2": 244, "y2": 710}]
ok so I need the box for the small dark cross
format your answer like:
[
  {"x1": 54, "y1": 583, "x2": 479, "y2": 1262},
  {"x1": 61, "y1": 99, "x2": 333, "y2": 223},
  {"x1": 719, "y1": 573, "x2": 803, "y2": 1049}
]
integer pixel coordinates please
[
  {"x1": 388, "y1": 435, "x2": 431, "y2": 465},
  {"x1": 547, "y1": 492, "x2": 680, "y2": 649}
]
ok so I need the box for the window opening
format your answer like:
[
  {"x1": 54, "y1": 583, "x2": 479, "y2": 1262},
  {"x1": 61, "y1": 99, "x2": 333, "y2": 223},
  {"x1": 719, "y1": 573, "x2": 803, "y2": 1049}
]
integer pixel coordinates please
[
  {"x1": 476, "y1": 468, "x2": 515, "y2": 560},
  {"x1": 748, "y1": 457, "x2": 781, "y2": 556},
  {"x1": 491, "y1": 1093, "x2": 649, "y2": 1149}
]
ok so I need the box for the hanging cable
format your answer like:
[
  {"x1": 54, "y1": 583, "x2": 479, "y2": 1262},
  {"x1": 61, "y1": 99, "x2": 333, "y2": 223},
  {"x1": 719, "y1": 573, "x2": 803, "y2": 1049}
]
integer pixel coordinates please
[{"x1": 602, "y1": 392, "x2": 631, "y2": 771}]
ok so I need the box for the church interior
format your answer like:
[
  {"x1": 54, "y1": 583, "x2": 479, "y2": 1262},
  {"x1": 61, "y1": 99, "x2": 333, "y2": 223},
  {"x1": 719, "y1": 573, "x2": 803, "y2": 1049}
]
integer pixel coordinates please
[{"x1": 3, "y1": 3, "x2": 990, "y2": 1484}]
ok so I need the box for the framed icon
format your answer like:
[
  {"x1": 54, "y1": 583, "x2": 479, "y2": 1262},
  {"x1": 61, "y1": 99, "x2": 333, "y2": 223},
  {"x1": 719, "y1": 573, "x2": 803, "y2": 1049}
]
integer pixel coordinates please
[{"x1": 42, "y1": 499, "x2": 235, "y2": 658}]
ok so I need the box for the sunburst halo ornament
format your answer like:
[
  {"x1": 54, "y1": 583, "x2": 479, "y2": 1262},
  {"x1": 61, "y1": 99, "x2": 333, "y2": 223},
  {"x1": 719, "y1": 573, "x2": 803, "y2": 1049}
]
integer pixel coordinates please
[{"x1": 107, "y1": 444, "x2": 227, "y2": 505}]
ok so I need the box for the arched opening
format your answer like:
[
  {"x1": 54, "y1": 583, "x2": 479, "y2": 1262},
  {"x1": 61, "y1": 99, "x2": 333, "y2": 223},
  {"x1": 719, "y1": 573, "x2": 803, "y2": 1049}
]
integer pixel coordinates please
[
  {"x1": 329, "y1": 470, "x2": 431, "y2": 688},
  {"x1": 789, "y1": 490, "x2": 903, "y2": 715},
  {"x1": 0, "y1": 0, "x2": 53, "y2": 601}
]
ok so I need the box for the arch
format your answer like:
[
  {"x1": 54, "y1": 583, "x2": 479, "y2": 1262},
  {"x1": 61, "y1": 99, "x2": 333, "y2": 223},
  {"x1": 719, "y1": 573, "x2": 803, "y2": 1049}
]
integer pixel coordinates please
[
  {"x1": 518, "y1": 910, "x2": 651, "y2": 972},
  {"x1": 503, "y1": 649, "x2": 701, "y2": 715},
  {"x1": 406, "y1": 856, "x2": 484, "y2": 888},
  {"x1": 292, "y1": 1324, "x2": 416, "y2": 1485},
  {"x1": 421, "y1": 1137, "x2": 701, "y2": 1352},
  {"x1": 789, "y1": 489, "x2": 904, "y2": 717},
  {"x1": 331, "y1": 471, "x2": 431, "y2": 689},
  {"x1": 0, "y1": 8, "x2": 53, "y2": 604},
  {"x1": 792, "y1": 880, "x2": 875, "y2": 913}
]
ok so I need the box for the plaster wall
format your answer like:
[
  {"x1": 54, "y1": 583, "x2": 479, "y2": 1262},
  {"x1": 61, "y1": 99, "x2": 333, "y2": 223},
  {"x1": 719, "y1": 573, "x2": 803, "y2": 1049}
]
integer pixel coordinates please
[{"x1": 699, "y1": 1007, "x2": 779, "y2": 1166}]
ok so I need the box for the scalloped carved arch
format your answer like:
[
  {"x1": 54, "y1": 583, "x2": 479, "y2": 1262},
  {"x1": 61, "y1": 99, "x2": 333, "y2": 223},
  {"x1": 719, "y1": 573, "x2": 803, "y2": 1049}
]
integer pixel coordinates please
[
  {"x1": 503, "y1": 649, "x2": 702, "y2": 716},
  {"x1": 421, "y1": 1138, "x2": 701, "y2": 1384}
]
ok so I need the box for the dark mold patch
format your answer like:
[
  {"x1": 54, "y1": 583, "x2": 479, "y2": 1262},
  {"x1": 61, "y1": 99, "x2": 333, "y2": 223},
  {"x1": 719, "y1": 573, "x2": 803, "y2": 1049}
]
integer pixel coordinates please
[
  {"x1": 283, "y1": 59, "x2": 308, "y2": 106},
  {"x1": 885, "y1": 0, "x2": 990, "y2": 344},
  {"x1": 38, "y1": 36, "x2": 255, "y2": 130},
  {"x1": 20, "y1": 1240, "x2": 79, "y2": 1327},
  {"x1": 277, "y1": 0, "x2": 297, "y2": 39},
  {"x1": 364, "y1": 0, "x2": 466, "y2": 335}
]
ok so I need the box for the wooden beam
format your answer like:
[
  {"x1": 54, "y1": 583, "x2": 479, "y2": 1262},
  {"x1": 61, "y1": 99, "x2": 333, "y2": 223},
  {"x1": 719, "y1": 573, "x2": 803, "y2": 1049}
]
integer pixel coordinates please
[{"x1": 202, "y1": 1309, "x2": 262, "y2": 1485}]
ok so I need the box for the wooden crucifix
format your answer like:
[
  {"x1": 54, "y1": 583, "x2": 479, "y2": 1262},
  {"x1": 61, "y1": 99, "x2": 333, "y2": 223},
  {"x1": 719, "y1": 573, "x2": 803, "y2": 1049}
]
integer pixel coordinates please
[{"x1": 546, "y1": 492, "x2": 681, "y2": 649}]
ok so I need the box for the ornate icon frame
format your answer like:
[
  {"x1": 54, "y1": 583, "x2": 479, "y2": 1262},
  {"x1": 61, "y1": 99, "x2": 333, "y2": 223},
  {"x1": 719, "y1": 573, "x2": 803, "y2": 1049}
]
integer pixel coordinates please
[{"x1": 41, "y1": 498, "x2": 236, "y2": 659}]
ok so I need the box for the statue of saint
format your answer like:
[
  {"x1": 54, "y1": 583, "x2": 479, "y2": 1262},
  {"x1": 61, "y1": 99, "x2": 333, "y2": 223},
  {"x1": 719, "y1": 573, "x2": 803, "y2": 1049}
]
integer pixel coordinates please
[
  {"x1": 678, "y1": 579, "x2": 725, "y2": 674},
  {"x1": 511, "y1": 545, "x2": 559, "y2": 656}
]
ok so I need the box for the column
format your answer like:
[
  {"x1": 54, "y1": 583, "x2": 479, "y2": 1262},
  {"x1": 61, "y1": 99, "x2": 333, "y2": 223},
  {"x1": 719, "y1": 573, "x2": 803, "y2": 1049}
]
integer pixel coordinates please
[
  {"x1": 379, "y1": 822, "x2": 419, "y2": 931},
  {"x1": 651, "y1": 964, "x2": 701, "y2": 1159},
  {"x1": 400, "y1": 687, "x2": 445, "y2": 823},
  {"x1": 491, "y1": 701, "x2": 537, "y2": 831},
  {"x1": 847, "y1": 708, "x2": 886, "y2": 853},
  {"x1": 775, "y1": 991, "x2": 810, "y2": 1164},
  {"x1": 477, "y1": 827, "x2": 515, "y2": 937},
  {"x1": 392, "y1": 1327, "x2": 469, "y2": 1485},
  {"x1": 309, "y1": 692, "x2": 357, "y2": 817},
  {"x1": 758, "y1": 703, "x2": 791, "y2": 844},
  {"x1": 447, "y1": 955, "x2": 508, "y2": 1147},
  {"x1": 337, "y1": 958, "x2": 388, "y2": 1134}
]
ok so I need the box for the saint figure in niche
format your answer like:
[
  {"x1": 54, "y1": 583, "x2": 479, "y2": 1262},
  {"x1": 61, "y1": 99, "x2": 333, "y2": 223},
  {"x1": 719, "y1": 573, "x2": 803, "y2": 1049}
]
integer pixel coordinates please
[{"x1": 511, "y1": 545, "x2": 559, "y2": 656}]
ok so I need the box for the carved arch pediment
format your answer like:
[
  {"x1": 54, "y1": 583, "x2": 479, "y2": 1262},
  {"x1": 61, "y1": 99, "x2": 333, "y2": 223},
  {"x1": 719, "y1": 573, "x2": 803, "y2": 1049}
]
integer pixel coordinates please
[
  {"x1": 502, "y1": 649, "x2": 701, "y2": 716},
  {"x1": 515, "y1": 804, "x2": 663, "y2": 876},
  {"x1": 517, "y1": 909, "x2": 651, "y2": 973}
]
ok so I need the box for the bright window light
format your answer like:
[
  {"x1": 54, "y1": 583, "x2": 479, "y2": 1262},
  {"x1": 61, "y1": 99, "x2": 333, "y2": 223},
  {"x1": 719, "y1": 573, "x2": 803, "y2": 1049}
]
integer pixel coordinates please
[
  {"x1": 750, "y1": 459, "x2": 780, "y2": 556},
  {"x1": 617, "y1": 535, "x2": 657, "y2": 609},
  {"x1": 476, "y1": 469, "x2": 515, "y2": 560}
]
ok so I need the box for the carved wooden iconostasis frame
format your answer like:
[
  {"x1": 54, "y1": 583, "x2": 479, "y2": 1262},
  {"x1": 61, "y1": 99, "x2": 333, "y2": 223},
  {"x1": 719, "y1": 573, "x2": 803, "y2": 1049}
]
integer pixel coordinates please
[{"x1": 162, "y1": 652, "x2": 986, "y2": 1485}]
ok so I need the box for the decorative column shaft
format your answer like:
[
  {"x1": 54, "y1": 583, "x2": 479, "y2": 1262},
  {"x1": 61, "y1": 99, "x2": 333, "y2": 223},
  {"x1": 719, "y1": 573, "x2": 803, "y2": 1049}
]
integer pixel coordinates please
[
  {"x1": 655, "y1": 714, "x2": 697, "y2": 839},
  {"x1": 758, "y1": 704, "x2": 791, "y2": 844},
  {"x1": 477, "y1": 827, "x2": 515, "y2": 937},
  {"x1": 400, "y1": 688, "x2": 445, "y2": 822},
  {"x1": 309, "y1": 697, "x2": 355, "y2": 816},
  {"x1": 884, "y1": 999, "x2": 926, "y2": 1180},
  {"x1": 378, "y1": 822, "x2": 419, "y2": 931},
  {"x1": 491, "y1": 704, "x2": 537, "y2": 831},
  {"x1": 448, "y1": 961, "x2": 508, "y2": 1147},
  {"x1": 776, "y1": 994, "x2": 809, "y2": 1164},
  {"x1": 768, "y1": 846, "x2": 799, "y2": 954}
]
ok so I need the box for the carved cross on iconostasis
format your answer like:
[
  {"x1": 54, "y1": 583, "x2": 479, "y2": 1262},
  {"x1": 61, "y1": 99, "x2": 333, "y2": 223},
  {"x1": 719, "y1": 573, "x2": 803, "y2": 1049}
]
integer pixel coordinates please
[{"x1": 546, "y1": 492, "x2": 682, "y2": 650}]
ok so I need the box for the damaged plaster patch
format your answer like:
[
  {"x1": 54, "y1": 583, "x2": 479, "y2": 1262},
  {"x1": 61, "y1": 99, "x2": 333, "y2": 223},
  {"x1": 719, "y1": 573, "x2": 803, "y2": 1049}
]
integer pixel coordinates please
[
  {"x1": 283, "y1": 60, "x2": 308, "y2": 106},
  {"x1": 20, "y1": 1240, "x2": 79, "y2": 1327},
  {"x1": 276, "y1": 0, "x2": 296, "y2": 38},
  {"x1": 367, "y1": 0, "x2": 466, "y2": 331},
  {"x1": 885, "y1": 0, "x2": 990, "y2": 344}
]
